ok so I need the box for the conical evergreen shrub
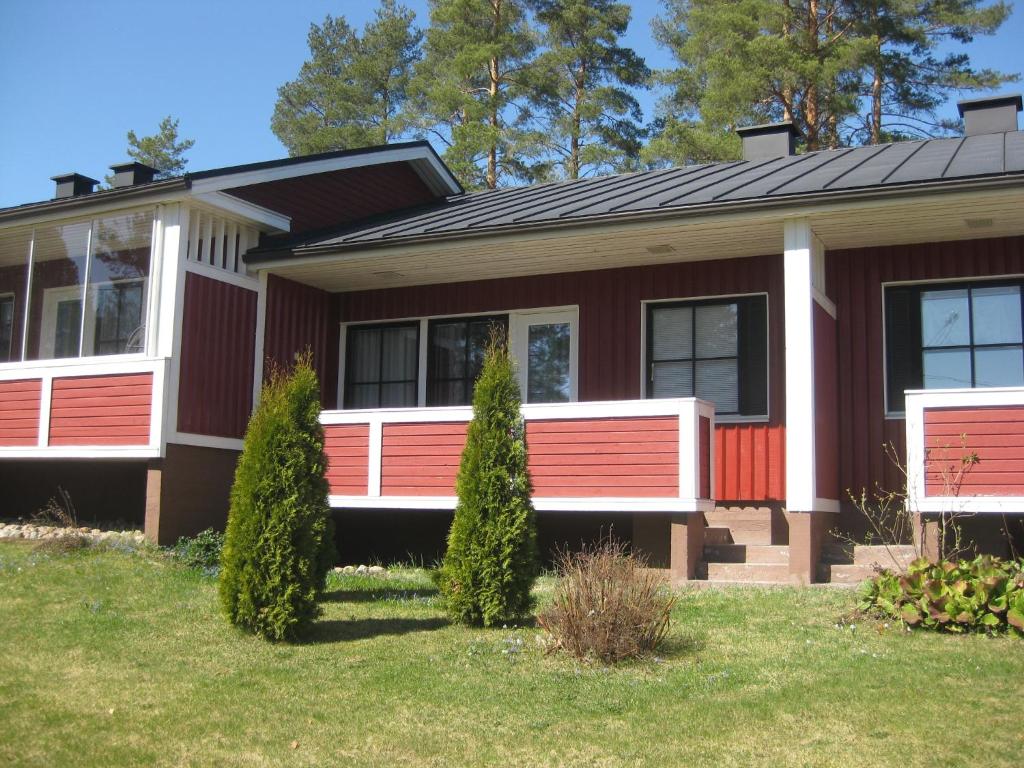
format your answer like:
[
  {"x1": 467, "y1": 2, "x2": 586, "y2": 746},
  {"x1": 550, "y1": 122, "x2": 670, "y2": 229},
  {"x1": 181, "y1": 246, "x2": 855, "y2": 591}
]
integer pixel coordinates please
[
  {"x1": 219, "y1": 353, "x2": 335, "y2": 641},
  {"x1": 436, "y1": 333, "x2": 540, "y2": 626}
]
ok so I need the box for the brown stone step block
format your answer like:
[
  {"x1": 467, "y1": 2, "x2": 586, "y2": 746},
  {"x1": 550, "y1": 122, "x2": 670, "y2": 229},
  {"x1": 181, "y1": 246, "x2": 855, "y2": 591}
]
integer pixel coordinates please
[
  {"x1": 704, "y1": 526, "x2": 733, "y2": 546},
  {"x1": 706, "y1": 562, "x2": 790, "y2": 583},
  {"x1": 703, "y1": 544, "x2": 789, "y2": 564},
  {"x1": 819, "y1": 563, "x2": 878, "y2": 585}
]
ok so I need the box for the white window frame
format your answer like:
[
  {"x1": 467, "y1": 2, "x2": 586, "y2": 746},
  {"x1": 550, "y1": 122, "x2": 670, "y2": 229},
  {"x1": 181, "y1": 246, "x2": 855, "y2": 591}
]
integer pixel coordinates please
[
  {"x1": 640, "y1": 292, "x2": 771, "y2": 423},
  {"x1": 882, "y1": 273, "x2": 1024, "y2": 419},
  {"x1": 338, "y1": 305, "x2": 581, "y2": 409},
  {"x1": 508, "y1": 308, "x2": 579, "y2": 404}
]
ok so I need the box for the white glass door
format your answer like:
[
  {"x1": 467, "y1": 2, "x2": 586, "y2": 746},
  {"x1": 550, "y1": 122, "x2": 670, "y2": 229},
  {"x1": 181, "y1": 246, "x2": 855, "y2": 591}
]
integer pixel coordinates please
[{"x1": 510, "y1": 309, "x2": 578, "y2": 403}]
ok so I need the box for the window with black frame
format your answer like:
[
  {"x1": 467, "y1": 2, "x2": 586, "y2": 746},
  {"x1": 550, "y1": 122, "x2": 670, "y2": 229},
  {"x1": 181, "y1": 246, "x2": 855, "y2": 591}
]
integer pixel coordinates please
[
  {"x1": 645, "y1": 296, "x2": 768, "y2": 417},
  {"x1": 343, "y1": 322, "x2": 420, "y2": 408},
  {"x1": 427, "y1": 315, "x2": 508, "y2": 406},
  {"x1": 885, "y1": 280, "x2": 1024, "y2": 413}
]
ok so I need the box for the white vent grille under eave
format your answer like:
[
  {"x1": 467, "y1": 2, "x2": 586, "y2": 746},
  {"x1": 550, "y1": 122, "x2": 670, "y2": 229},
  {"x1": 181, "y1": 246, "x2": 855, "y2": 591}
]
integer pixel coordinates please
[{"x1": 185, "y1": 209, "x2": 261, "y2": 276}]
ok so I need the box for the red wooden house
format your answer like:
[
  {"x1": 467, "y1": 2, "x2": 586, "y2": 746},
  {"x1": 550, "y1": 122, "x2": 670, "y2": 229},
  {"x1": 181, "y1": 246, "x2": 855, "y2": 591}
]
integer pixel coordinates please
[{"x1": 2, "y1": 94, "x2": 1023, "y2": 583}]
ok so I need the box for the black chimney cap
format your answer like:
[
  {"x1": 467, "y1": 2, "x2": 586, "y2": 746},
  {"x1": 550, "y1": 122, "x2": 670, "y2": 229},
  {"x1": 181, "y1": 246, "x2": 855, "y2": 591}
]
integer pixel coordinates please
[
  {"x1": 736, "y1": 121, "x2": 799, "y2": 161},
  {"x1": 50, "y1": 172, "x2": 99, "y2": 199},
  {"x1": 956, "y1": 93, "x2": 1022, "y2": 136},
  {"x1": 109, "y1": 161, "x2": 160, "y2": 189}
]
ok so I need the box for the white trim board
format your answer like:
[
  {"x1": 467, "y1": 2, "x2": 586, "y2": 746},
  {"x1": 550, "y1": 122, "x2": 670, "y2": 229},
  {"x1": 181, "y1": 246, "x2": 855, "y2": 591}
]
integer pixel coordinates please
[{"x1": 327, "y1": 495, "x2": 716, "y2": 514}]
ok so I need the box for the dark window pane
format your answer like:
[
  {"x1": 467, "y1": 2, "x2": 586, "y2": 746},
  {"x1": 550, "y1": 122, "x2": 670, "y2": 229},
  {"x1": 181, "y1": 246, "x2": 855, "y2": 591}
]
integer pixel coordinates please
[
  {"x1": 527, "y1": 322, "x2": 570, "y2": 403},
  {"x1": 344, "y1": 323, "x2": 418, "y2": 409},
  {"x1": 923, "y1": 348, "x2": 972, "y2": 389},
  {"x1": 380, "y1": 325, "x2": 418, "y2": 381},
  {"x1": 427, "y1": 315, "x2": 507, "y2": 406},
  {"x1": 346, "y1": 383, "x2": 379, "y2": 409},
  {"x1": 54, "y1": 299, "x2": 82, "y2": 359},
  {"x1": 429, "y1": 322, "x2": 466, "y2": 380},
  {"x1": 651, "y1": 306, "x2": 692, "y2": 361},
  {"x1": 0, "y1": 296, "x2": 13, "y2": 361},
  {"x1": 696, "y1": 358, "x2": 738, "y2": 412},
  {"x1": 921, "y1": 289, "x2": 969, "y2": 347},
  {"x1": 651, "y1": 360, "x2": 693, "y2": 398},
  {"x1": 381, "y1": 382, "x2": 417, "y2": 408},
  {"x1": 695, "y1": 304, "x2": 737, "y2": 357}
]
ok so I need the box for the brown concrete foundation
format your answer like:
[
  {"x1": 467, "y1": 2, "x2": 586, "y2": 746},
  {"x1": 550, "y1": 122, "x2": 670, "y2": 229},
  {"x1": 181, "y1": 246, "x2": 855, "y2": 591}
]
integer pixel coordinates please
[
  {"x1": 145, "y1": 442, "x2": 240, "y2": 545},
  {"x1": 669, "y1": 512, "x2": 705, "y2": 582}
]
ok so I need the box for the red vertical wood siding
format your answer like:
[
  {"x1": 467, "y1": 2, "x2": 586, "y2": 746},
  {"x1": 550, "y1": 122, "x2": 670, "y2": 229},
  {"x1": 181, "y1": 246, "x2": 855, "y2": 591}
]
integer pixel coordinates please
[
  {"x1": 265, "y1": 275, "x2": 339, "y2": 408},
  {"x1": 381, "y1": 422, "x2": 466, "y2": 496},
  {"x1": 49, "y1": 373, "x2": 152, "y2": 445},
  {"x1": 177, "y1": 272, "x2": 258, "y2": 439},
  {"x1": 0, "y1": 378, "x2": 41, "y2": 446},
  {"x1": 924, "y1": 406, "x2": 1024, "y2": 496},
  {"x1": 340, "y1": 255, "x2": 786, "y2": 502},
  {"x1": 828, "y1": 235, "x2": 1024, "y2": 501},
  {"x1": 324, "y1": 424, "x2": 370, "y2": 495},
  {"x1": 813, "y1": 301, "x2": 839, "y2": 500},
  {"x1": 527, "y1": 417, "x2": 680, "y2": 497}
]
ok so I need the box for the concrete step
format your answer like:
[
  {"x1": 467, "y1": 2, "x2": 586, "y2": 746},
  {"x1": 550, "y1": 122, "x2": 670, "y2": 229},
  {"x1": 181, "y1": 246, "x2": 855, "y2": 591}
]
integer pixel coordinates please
[
  {"x1": 705, "y1": 562, "x2": 790, "y2": 583},
  {"x1": 818, "y1": 563, "x2": 878, "y2": 585},
  {"x1": 703, "y1": 544, "x2": 789, "y2": 564},
  {"x1": 704, "y1": 510, "x2": 773, "y2": 545},
  {"x1": 704, "y1": 526, "x2": 733, "y2": 546},
  {"x1": 853, "y1": 545, "x2": 918, "y2": 570}
]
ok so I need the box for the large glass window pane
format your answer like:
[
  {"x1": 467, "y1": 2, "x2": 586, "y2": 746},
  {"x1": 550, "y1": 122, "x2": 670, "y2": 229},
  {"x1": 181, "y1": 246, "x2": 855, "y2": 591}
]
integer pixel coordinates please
[
  {"x1": 696, "y1": 358, "x2": 738, "y2": 413},
  {"x1": 651, "y1": 306, "x2": 692, "y2": 360},
  {"x1": 974, "y1": 346, "x2": 1024, "y2": 388},
  {"x1": 695, "y1": 304, "x2": 737, "y2": 357},
  {"x1": 971, "y1": 285, "x2": 1022, "y2": 345},
  {"x1": 26, "y1": 220, "x2": 90, "y2": 360},
  {"x1": 0, "y1": 226, "x2": 31, "y2": 362},
  {"x1": 84, "y1": 211, "x2": 152, "y2": 356},
  {"x1": 427, "y1": 316, "x2": 507, "y2": 406},
  {"x1": 921, "y1": 289, "x2": 970, "y2": 348},
  {"x1": 527, "y1": 322, "x2": 570, "y2": 403},
  {"x1": 923, "y1": 348, "x2": 972, "y2": 389}
]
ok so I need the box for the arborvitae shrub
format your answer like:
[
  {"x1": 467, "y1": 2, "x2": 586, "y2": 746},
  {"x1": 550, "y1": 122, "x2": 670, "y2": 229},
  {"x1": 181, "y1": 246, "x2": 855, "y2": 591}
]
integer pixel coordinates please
[
  {"x1": 219, "y1": 354, "x2": 335, "y2": 641},
  {"x1": 436, "y1": 333, "x2": 540, "y2": 626}
]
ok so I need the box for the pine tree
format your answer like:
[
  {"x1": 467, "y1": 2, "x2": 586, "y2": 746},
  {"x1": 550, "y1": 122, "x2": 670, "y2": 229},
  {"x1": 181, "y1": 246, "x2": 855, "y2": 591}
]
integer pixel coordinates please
[
  {"x1": 272, "y1": 2, "x2": 422, "y2": 156},
  {"x1": 436, "y1": 332, "x2": 540, "y2": 626},
  {"x1": 411, "y1": 0, "x2": 539, "y2": 189},
  {"x1": 110, "y1": 116, "x2": 194, "y2": 182},
  {"x1": 219, "y1": 354, "x2": 335, "y2": 642},
  {"x1": 527, "y1": 0, "x2": 650, "y2": 179}
]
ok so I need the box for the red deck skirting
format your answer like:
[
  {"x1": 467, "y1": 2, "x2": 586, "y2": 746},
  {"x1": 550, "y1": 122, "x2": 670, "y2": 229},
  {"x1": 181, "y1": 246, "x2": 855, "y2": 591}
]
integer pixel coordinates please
[
  {"x1": 0, "y1": 378, "x2": 42, "y2": 446},
  {"x1": 924, "y1": 406, "x2": 1024, "y2": 496},
  {"x1": 324, "y1": 424, "x2": 370, "y2": 495},
  {"x1": 48, "y1": 373, "x2": 152, "y2": 446}
]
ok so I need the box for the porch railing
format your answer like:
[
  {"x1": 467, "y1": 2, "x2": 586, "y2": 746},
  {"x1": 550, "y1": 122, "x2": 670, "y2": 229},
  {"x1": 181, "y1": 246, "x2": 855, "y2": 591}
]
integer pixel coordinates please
[
  {"x1": 905, "y1": 386, "x2": 1024, "y2": 514},
  {"x1": 320, "y1": 398, "x2": 715, "y2": 513}
]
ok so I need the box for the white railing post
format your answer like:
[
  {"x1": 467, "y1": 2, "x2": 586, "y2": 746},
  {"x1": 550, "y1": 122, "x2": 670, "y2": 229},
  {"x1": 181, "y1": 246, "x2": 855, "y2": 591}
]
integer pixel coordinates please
[
  {"x1": 367, "y1": 417, "x2": 383, "y2": 497},
  {"x1": 677, "y1": 399, "x2": 697, "y2": 501}
]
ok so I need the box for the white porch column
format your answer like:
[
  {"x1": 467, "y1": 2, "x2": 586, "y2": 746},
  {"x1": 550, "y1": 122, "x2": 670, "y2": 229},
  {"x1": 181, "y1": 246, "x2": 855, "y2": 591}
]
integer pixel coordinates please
[{"x1": 783, "y1": 218, "x2": 839, "y2": 582}]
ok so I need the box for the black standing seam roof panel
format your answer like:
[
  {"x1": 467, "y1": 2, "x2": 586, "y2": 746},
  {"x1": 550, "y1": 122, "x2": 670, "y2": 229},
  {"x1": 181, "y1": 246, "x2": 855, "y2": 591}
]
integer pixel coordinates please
[
  {"x1": 517, "y1": 164, "x2": 730, "y2": 223},
  {"x1": 823, "y1": 141, "x2": 923, "y2": 189},
  {"x1": 944, "y1": 133, "x2": 1007, "y2": 178},
  {"x1": 773, "y1": 144, "x2": 890, "y2": 195},
  {"x1": 714, "y1": 150, "x2": 850, "y2": 201},
  {"x1": 883, "y1": 139, "x2": 963, "y2": 185},
  {"x1": 651, "y1": 155, "x2": 802, "y2": 208}
]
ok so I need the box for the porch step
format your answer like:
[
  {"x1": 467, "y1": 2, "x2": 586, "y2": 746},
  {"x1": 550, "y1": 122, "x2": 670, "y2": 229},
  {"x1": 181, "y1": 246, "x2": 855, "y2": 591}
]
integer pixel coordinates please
[
  {"x1": 704, "y1": 562, "x2": 790, "y2": 583},
  {"x1": 704, "y1": 510, "x2": 773, "y2": 545},
  {"x1": 853, "y1": 545, "x2": 918, "y2": 570},
  {"x1": 703, "y1": 544, "x2": 789, "y2": 564},
  {"x1": 704, "y1": 526, "x2": 733, "y2": 546},
  {"x1": 817, "y1": 563, "x2": 878, "y2": 585}
]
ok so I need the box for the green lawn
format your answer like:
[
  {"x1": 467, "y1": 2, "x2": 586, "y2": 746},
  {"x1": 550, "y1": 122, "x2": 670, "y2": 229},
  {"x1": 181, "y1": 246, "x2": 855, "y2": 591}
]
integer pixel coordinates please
[{"x1": 0, "y1": 542, "x2": 1021, "y2": 767}]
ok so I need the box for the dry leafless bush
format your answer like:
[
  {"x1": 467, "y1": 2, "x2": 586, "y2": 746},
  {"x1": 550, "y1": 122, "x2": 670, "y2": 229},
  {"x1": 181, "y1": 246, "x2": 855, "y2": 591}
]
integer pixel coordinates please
[{"x1": 538, "y1": 537, "x2": 676, "y2": 664}]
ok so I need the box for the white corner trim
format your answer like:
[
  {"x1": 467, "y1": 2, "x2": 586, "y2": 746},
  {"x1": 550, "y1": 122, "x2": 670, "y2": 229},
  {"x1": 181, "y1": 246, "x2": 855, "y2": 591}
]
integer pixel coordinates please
[
  {"x1": 252, "y1": 269, "x2": 269, "y2": 408},
  {"x1": 184, "y1": 259, "x2": 260, "y2": 291}
]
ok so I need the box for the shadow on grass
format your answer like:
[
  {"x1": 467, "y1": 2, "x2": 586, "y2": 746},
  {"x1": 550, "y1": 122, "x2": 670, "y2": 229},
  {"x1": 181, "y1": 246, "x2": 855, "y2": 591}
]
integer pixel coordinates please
[
  {"x1": 304, "y1": 616, "x2": 449, "y2": 644},
  {"x1": 656, "y1": 630, "x2": 707, "y2": 659},
  {"x1": 322, "y1": 587, "x2": 439, "y2": 604}
]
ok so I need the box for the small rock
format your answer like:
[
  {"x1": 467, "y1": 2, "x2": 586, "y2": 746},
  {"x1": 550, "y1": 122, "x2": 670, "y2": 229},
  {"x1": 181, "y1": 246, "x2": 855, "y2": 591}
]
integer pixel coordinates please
[
  {"x1": 342, "y1": 565, "x2": 356, "y2": 574},
  {"x1": 355, "y1": 564, "x2": 368, "y2": 574},
  {"x1": 332, "y1": 566, "x2": 344, "y2": 573},
  {"x1": 367, "y1": 565, "x2": 386, "y2": 575}
]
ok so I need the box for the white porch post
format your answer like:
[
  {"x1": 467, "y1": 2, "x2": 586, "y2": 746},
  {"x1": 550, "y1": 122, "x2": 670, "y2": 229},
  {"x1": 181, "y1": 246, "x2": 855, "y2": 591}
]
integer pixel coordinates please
[{"x1": 783, "y1": 218, "x2": 837, "y2": 582}]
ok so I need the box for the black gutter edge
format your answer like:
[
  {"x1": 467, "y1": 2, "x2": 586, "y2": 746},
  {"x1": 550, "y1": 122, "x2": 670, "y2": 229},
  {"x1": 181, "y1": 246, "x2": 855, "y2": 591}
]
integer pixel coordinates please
[{"x1": 242, "y1": 172, "x2": 1024, "y2": 266}]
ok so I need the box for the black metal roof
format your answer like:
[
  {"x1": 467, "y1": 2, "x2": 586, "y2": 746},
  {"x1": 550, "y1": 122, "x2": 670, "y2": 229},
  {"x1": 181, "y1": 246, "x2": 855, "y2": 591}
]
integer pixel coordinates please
[{"x1": 248, "y1": 129, "x2": 1024, "y2": 261}]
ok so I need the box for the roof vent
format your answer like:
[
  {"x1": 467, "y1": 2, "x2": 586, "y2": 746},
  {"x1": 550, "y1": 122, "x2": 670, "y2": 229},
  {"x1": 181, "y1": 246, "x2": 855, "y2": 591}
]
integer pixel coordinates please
[
  {"x1": 51, "y1": 172, "x2": 99, "y2": 199},
  {"x1": 109, "y1": 161, "x2": 160, "y2": 189},
  {"x1": 736, "y1": 122, "x2": 798, "y2": 161},
  {"x1": 957, "y1": 94, "x2": 1021, "y2": 136}
]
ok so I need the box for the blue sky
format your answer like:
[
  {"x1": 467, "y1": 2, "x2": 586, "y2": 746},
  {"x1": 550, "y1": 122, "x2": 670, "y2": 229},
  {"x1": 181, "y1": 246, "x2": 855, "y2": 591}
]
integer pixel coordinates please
[{"x1": 0, "y1": 0, "x2": 1020, "y2": 207}]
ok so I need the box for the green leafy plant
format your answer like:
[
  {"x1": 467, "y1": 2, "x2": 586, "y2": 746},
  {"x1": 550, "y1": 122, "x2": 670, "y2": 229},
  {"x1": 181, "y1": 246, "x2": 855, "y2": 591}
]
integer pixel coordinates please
[
  {"x1": 172, "y1": 529, "x2": 225, "y2": 571},
  {"x1": 219, "y1": 353, "x2": 336, "y2": 642},
  {"x1": 858, "y1": 555, "x2": 1024, "y2": 636},
  {"x1": 435, "y1": 329, "x2": 540, "y2": 626},
  {"x1": 538, "y1": 536, "x2": 676, "y2": 663}
]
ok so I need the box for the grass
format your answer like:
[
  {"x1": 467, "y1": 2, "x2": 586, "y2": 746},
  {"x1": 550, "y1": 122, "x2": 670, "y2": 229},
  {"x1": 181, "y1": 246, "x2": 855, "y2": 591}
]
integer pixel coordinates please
[{"x1": 0, "y1": 542, "x2": 1022, "y2": 767}]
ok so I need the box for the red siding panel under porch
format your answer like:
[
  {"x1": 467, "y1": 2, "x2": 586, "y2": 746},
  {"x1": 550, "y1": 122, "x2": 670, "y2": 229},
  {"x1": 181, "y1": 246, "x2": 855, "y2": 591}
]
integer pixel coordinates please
[
  {"x1": 324, "y1": 424, "x2": 370, "y2": 495},
  {"x1": 924, "y1": 406, "x2": 1024, "y2": 496},
  {"x1": 49, "y1": 373, "x2": 152, "y2": 446},
  {"x1": 0, "y1": 379, "x2": 42, "y2": 446},
  {"x1": 381, "y1": 422, "x2": 465, "y2": 496},
  {"x1": 340, "y1": 256, "x2": 785, "y2": 502}
]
